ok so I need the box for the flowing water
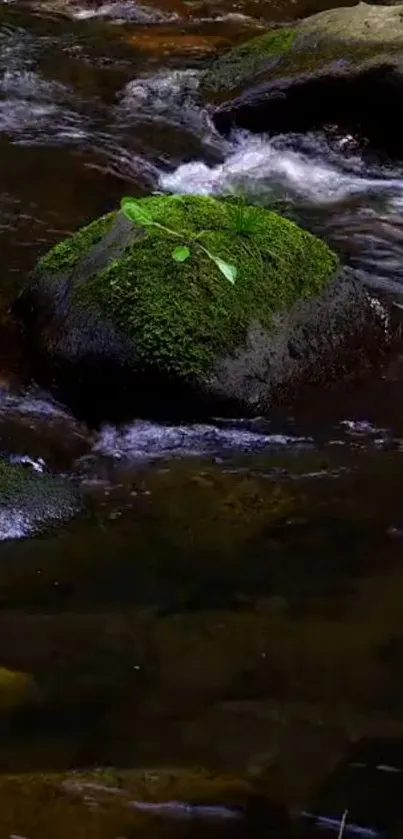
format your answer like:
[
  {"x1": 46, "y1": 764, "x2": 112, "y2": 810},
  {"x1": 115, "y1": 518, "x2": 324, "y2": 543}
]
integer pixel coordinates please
[{"x1": 3, "y1": 0, "x2": 403, "y2": 833}]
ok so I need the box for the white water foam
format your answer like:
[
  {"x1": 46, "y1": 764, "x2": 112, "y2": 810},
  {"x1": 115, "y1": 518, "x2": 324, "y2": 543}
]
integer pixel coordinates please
[
  {"x1": 0, "y1": 99, "x2": 59, "y2": 133},
  {"x1": 0, "y1": 389, "x2": 72, "y2": 419},
  {"x1": 0, "y1": 65, "x2": 88, "y2": 141},
  {"x1": 0, "y1": 26, "x2": 37, "y2": 74},
  {"x1": 72, "y1": 1, "x2": 179, "y2": 23},
  {"x1": 93, "y1": 420, "x2": 312, "y2": 461},
  {"x1": 70, "y1": 1, "x2": 254, "y2": 23},
  {"x1": 119, "y1": 69, "x2": 200, "y2": 113},
  {"x1": 197, "y1": 12, "x2": 261, "y2": 23},
  {"x1": 160, "y1": 130, "x2": 403, "y2": 205},
  {"x1": 0, "y1": 508, "x2": 33, "y2": 540},
  {"x1": 8, "y1": 454, "x2": 46, "y2": 472},
  {"x1": 159, "y1": 128, "x2": 403, "y2": 289},
  {"x1": 117, "y1": 69, "x2": 225, "y2": 159},
  {"x1": 0, "y1": 69, "x2": 72, "y2": 100}
]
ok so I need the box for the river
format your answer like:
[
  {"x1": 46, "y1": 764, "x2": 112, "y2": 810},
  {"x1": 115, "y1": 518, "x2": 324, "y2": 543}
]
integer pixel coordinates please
[{"x1": 2, "y1": 0, "x2": 403, "y2": 834}]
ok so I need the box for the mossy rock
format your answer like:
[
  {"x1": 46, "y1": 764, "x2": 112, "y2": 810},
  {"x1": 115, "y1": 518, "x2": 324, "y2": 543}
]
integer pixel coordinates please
[
  {"x1": 202, "y1": 3, "x2": 403, "y2": 145},
  {"x1": 200, "y1": 28, "x2": 298, "y2": 103},
  {"x1": 17, "y1": 194, "x2": 386, "y2": 421},
  {"x1": 0, "y1": 458, "x2": 81, "y2": 539}
]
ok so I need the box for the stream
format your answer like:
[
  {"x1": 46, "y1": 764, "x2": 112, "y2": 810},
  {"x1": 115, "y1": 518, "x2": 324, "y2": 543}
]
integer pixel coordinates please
[{"x1": 2, "y1": 0, "x2": 403, "y2": 833}]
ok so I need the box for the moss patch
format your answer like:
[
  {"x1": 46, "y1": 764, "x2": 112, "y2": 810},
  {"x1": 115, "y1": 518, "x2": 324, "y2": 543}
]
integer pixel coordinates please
[
  {"x1": 263, "y1": 37, "x2": 403, "y2": 85},
  {"x1": 201, "y1": 7, "x2": 403, "y2": 105},
  {"x1": 0, "y1": 458, "x2": 81, "y2": 536},
  {"x1": 201, "y1": 28, "x2": 297, "y2": 99},
  {"x1": 38, "y1": 212, "x2": 116, "y2": 276},
  {"x1": 39, "y1": 195, "x2": 337, "y2": 383}
]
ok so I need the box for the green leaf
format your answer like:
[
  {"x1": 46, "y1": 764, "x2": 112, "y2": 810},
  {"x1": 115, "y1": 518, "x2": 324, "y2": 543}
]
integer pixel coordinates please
[
  {"x1": 209, "y1": 253, "x2": 237, "y2": 284},
  {"x1": 120, "y1": 197, "x2": 155, "y2": 227},
  {"x1": 172, "y1": 245, "x2": 191, "y2": 263}
]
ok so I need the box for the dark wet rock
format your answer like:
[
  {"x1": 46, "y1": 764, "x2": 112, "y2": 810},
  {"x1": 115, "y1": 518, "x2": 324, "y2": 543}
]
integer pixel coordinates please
[
  {"x1": 0, "y1": 457, "x2": 82, "y2": 539},
  {"x1": 15, "y1": 195, "x2": 389, "y2": 422},
  {"x1": 203, "y1": 3, "x2": 403, "y2": 152},
  {"x1": 208, "y1": 271, "x2": 390, "y2": 413},
  {"x1": 0, "y1": 767, "x2": 290, "y2": 838},
  {"x1": 0, "y1": 389, "x2": 92, "y2": 473}
]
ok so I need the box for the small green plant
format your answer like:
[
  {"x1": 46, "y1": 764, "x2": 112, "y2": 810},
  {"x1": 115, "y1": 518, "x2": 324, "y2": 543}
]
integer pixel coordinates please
[
  {"x1": 120, "y1": 196, "x2": 237, "y2": 285},
  {"x1": 227, "y1": 195, "x2": 278, "y2": 280},
  {"x1": 229, "y1": 197, "x2": 262, "y2": 237}
]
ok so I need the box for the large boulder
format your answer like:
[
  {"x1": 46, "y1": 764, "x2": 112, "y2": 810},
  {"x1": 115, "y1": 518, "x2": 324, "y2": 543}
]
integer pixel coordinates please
[
  {"x1": 16, "y1": 195, "x2": 387, "y2": 421},
  {"x1": 0, "y1": 458, "x2": 81, "y2": 540},
  {"x1": 202, "y1": 3, "x2": 403, "y2": 148}
]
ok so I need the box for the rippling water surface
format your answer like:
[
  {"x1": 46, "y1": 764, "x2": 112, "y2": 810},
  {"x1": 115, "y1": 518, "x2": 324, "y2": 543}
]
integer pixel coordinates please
[{"x1": 2, "y1": 0, "x2": 403, "y2": 831}]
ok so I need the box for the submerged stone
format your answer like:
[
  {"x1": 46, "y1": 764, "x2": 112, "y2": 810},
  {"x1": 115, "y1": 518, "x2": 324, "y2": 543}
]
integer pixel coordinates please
[
  {"x1": 0, "y1": 458, "x2": 81, "y2": 539},
  {"x1": 16, "y1": 194, "x2": 386, "y2": 421},
  {"x1": 0, "y1": 768, "x2": 289, "y2": 837}
]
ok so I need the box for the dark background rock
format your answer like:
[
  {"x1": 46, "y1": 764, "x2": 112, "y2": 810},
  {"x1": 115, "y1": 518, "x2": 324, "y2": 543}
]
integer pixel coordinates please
[{"x1": 208, "y1": 4, "x2": 403, "y2": 155}]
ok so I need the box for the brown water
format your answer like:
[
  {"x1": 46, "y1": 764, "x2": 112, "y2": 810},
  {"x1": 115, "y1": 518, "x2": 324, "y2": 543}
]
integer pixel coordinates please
[{"x1": 2, "y1": 0, "x2": 403, "y2": 835}]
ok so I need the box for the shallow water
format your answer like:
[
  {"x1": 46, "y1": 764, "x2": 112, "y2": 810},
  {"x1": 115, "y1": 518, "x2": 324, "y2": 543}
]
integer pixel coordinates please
[{"x1": 2, "y1": 0, "x2": 403, "y2": 833}]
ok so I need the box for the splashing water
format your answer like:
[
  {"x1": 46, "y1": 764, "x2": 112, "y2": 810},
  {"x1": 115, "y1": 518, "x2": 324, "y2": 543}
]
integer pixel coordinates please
[
  {"x1": 159, "y1": 129, "x2": 403, "y2": 293},
  {"x1": 160, "y1": 129, "x2": 403, "y2": 203},
  {"x1": 118, "y1": 69, "x2": 201, "y2": 114},
  {"x1": 93, "y1": 420, "x2": 313, "y2": 461},
  {"x1": 71, "y1": 0, "x2": 179, "y2": 23}
]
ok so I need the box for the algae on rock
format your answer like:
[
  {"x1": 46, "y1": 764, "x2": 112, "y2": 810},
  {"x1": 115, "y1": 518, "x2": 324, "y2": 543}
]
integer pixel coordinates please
[
  {"x1": 200, "y1": 28, "x2": 297, "y2": 102},
  {"x1": 19, "y1": 194, "x2": 343, "y2": 419},
  {"x1": 202, "y1": 2, "x2": 403, "y2": 142},
  {"x1": 0, "y1": 458, "x2": 81, "y2": 539}
]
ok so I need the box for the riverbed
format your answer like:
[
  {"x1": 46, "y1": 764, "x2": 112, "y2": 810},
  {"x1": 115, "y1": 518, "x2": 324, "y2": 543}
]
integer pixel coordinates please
[{"x1": 2, "y1": 0, "x2": 403, "y2": 834}]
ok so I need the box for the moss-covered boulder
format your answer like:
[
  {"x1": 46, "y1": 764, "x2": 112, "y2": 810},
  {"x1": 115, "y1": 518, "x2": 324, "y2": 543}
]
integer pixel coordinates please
[
  {"x1": 17, "y1": 194, "x2": 386, "y2": 421},
  {"x1": 202, "y1": 4, "x2": 403, "y2": 148},
  {"x1": 201, "y1": 28, "x2": 298, "y2": 105},
  {"x1": 0, "y1": 458, "x2": 81, "y2": 539}
]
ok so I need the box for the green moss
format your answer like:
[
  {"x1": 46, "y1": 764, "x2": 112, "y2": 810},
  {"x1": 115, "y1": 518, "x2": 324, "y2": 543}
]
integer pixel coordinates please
[
  {"x1": 265, "y1": 36, "x2": 403, "y2": 83},
  {"x1": 38, "y1": 212, "x2": 116, "y2": 275},
  {"x1": 201, "y1": 12, "x2": 403, "y2": 105},
  {"x1": 66, "y1": 195, "x2": 338, "y2": 381},
  {"x1": 0, "y1": 459, "x2": 43, "y2": 506},
  {"x1": 201, "y1": 28, "x2": 297, "y2": 98},
  {"x1": 0, "y1": 458, "x2": 81, "y2": 532}
]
